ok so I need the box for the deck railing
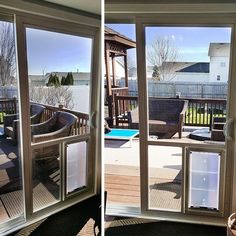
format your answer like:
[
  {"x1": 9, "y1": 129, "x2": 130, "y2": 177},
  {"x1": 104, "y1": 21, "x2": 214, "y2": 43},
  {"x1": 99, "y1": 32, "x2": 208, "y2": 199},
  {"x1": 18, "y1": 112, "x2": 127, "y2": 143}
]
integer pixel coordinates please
[
  {"x1": 114, "y1": 94, "x2": 138, "y2": 127},
  {"x1": 113, "y1": 95, "x2": 227, "y2": 127},
  {"x1": 36, "y1": 103, "x2": 89, "y2": 135},
  {"x1": 184, "y1": 98, "x2": 226, "y2": 127},
  {"x1": 0, "y1": 99, "x2": 89, "y2": 135},
  {"x1": 0, "y1": 98, "x2": 17, "y2": 124},
  {"x1": 106, "y1": 86, "x2": 129, "y2": 125}
]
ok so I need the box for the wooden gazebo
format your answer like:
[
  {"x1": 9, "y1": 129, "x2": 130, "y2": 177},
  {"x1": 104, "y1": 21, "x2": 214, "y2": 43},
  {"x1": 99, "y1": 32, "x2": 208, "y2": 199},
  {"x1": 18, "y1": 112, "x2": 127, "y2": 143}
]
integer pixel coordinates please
[{"x1": 105, "y1": 26, "x2": 136, "y2": 126}]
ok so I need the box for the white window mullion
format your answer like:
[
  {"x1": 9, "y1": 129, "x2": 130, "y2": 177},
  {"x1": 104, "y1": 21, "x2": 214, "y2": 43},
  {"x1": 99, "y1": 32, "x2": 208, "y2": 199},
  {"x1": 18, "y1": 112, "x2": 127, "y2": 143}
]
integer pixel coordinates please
[
  {"x1": 136, "y1": 18, "x2": 149, "y2": 213},
  {"x1": 14, "y1": 14, "x2": 33, "y2": 219}
]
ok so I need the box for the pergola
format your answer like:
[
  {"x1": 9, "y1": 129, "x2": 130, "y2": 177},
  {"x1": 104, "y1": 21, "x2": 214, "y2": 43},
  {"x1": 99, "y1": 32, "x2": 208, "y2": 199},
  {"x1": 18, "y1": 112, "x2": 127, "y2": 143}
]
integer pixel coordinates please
[{"x1": 104, "y1": 26, "x2": 136, "y2": 125}]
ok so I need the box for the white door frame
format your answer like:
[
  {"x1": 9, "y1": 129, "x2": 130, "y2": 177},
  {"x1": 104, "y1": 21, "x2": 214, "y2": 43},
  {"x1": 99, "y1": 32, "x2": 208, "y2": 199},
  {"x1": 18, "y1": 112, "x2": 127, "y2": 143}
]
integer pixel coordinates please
[
  {"x1": 136, "y1": 14, "x2": 236, "y2": 224},
  {"x1": 0, "y1": 7, "x2": 101, "y2": 235}
]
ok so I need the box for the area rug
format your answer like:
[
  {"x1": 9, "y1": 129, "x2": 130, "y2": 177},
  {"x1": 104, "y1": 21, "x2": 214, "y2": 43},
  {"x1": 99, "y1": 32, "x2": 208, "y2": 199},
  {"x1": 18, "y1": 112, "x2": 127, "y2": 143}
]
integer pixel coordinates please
[
  {"x1": 11, "y1": 195, "x2": 101, "y2": 236},
  {"x1": 105, "y1": 216, "x2": 226, "y2": 236}
]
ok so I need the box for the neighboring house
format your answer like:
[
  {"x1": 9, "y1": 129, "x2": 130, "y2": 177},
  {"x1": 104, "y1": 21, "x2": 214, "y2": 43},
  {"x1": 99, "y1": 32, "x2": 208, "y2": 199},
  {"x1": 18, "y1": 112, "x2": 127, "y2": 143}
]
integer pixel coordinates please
[
  {"x1": 124, "y1": 43, "x2": 230, "y2": 83},
  {"x1": 29, "y1": 72, "x2": 91, "y2": 87},
  {"x1": 28, "y1": 75, "x2": 46, "y2": 86},
  {"x1": 73, "y1": 72, "x2": 91, "y2": 86},
  {"x1": 128, "y1": 66, "x2": 137, "y2": 78},
  {"x1": 159, "y1": 43, "x2": 230, "y2": 82},
  {"x1": 174, "y1": 62, "x2": 210, "y2": 82},
  {"x1": 138, "y1": 62, "x2": 209, "y2": 82},
  {"x1": 45, "y1": 72, "x2": 91, "y2": 86},
  {"x1": 117, "y1": 62, "x2": 210, "y2": 82},
  {"x1": 208, "y1": 43, "x2": 230, "y2": 82}
]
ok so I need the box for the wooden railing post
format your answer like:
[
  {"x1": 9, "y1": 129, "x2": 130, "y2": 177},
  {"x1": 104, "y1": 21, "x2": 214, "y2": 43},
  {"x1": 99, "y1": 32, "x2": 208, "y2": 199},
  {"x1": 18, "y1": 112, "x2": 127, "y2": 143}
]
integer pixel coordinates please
[
  {"x1": 13, "y1": 97, "x2": 17, "y2": 114},
  {"x1": 107, "y1": 95, "x2": 113, "y2": 127},
  {"x1": 114, "y1": 93, "x2": 119, "y2": 127}
]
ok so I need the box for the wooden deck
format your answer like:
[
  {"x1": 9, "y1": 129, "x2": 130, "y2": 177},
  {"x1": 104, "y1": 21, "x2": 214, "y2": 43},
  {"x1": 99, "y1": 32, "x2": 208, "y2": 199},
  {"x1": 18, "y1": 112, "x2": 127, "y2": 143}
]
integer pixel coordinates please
[
  {"x1": 104, "y1": 137, "x2": 185, "y2": 210},
  {"x1": 104, "y1": 126, "x2": 224, "y2": 211},
  {"x1": 105, "y1": 174, "x2": 140, "y2": 206},
  {"x1": 105, "y1": 161, "x2": 182, "y2": 211}
]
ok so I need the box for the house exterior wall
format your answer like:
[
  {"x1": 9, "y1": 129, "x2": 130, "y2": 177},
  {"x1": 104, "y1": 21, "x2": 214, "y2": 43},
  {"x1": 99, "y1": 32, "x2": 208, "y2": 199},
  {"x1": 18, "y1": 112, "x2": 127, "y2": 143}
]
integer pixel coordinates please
[
  {"x1": 209, "y1": 56, "x2": 230, "y2": 82},
  {"x1": 173, "y1": 72, "x2": 210, "y2": 82}
]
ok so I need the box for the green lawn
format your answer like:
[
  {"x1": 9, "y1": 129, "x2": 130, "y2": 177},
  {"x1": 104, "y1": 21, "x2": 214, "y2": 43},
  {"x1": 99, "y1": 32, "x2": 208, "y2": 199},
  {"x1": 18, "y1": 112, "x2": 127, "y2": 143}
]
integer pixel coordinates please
[
  {"x1": 0, "y1": 112, "x2": 5, "y2": 123},
  {"x1": 185, "y1": 108, "x2": 225, "y2": 125}
]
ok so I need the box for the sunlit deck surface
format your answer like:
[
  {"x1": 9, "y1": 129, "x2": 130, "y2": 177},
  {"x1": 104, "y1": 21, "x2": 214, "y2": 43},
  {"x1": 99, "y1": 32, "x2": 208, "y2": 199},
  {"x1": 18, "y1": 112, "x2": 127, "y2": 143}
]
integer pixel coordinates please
[
  {"x1": 104, "y1": 127, "x2": 224, "y2": 210},
  {"x1": 0, "y1": 126, "x2": 59, "y2": 223}
]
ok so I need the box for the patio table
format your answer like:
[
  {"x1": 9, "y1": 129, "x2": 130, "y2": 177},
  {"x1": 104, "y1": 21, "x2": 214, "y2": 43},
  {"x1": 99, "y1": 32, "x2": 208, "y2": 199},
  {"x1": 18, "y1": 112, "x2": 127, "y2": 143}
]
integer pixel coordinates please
[{"x1": 105, "y1": 128, "x2": 139, "y2": 147}]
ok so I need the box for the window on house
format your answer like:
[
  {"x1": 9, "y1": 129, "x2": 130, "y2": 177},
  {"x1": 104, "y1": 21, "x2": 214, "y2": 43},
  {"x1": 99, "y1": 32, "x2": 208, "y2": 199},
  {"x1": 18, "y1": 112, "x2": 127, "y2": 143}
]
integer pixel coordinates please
[
  {"x1": 220, "y1": 62, "x2": 226, "y2": 67},
  {"x1": 217, "y1": 75, "x2": 221, "y2": 81}
]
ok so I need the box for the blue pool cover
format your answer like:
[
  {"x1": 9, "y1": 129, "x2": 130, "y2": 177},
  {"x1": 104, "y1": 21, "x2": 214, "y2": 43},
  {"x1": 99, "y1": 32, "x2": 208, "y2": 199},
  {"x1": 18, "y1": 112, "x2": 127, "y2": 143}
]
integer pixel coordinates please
[{"x1": 105, "y1": 129, "x2": 139, "y2": 139}]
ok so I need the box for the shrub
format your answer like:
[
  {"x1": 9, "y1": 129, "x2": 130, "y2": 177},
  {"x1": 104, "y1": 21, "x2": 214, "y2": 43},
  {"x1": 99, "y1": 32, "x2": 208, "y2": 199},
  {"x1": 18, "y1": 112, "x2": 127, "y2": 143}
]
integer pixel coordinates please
[{"x1": 47, "y1": 73, "x2": 60, "y2": 87}]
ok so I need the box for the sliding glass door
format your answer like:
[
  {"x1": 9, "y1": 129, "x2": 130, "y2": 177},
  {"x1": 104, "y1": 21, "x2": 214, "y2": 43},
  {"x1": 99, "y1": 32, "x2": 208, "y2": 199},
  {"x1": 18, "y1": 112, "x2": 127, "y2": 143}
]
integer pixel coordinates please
[
  {"x1": 136, "y1": 15, "x2": 235, "y2": 222},
  {"x1": 0, "y1": 10, "x2": 100, "y2": 235}
]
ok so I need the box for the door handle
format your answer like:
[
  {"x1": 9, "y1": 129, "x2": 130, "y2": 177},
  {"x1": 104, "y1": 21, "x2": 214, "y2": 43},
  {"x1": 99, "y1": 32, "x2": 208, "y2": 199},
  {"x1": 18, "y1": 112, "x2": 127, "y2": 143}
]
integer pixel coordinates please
[
  {"x1": 90, "y1": 111, "x2": 96, "y2": 128},
  {"x1": 223, "y1": 118, "x2": 234, "y2": 140}
]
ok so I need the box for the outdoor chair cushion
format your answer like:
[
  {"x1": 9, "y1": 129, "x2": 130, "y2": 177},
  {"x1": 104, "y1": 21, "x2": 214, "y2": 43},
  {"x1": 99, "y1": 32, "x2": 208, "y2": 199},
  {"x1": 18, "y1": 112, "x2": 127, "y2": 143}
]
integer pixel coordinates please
[
  {"x1": 128, "y1": 98, "x2": 188, "y2": 138},
  {"x1": 4, "y1": 104, "x2": 45, "y2": 143},
  {"x1": 31, "y1": 111, "x2": 77, "y2": 159}
]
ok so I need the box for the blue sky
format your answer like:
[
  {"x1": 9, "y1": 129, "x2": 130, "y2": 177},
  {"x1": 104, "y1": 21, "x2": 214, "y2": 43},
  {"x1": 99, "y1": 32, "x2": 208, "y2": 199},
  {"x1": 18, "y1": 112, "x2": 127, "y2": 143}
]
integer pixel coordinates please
[
  {"x1": 26, "y1": 28, "x2": 92, "y2": 75},
  {"x1": 106, "y1": 24, "x2": 231, "y2": 65}
]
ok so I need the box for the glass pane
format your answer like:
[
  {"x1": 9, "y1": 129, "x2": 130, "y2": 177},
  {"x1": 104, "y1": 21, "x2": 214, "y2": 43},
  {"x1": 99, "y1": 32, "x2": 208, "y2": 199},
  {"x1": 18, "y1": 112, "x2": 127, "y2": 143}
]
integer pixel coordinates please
[
  {"x1": 145, "y1": 26, "x2": 231, "y2": 140},
  {"x1": 26, "y1": 27, "x2": 92, "y2": 141},
  {"x1": 66, "y1": 141, "x2": 87, "y2": 195},
  {"x1": 189, "y1": 151, "x2": 220, "y2": 210},
  {"x1": 0, "y1": 19, "x2": 24, "y2": 223},
  {"x1": 32, "y1": 144, "x2": 60, "y2": 211},
  {"x1": 148, "y1": 145, "x2": 182, "y2": 211},
  {"x1": 104, "y1": 24, "x2": 140, "y2": 208},
  {"x1": 25, "y1": 27, "x2": 93, "y2": 212}
]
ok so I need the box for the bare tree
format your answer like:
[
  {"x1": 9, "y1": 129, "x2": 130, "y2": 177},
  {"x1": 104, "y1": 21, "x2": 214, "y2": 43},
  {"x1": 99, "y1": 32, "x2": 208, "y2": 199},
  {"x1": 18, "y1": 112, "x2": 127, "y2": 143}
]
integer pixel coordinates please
[
  {"x1": 127, "y1": 55, "x2": 136, "y2": 77},
  {"x1": 147, "y1": 36, "x2": 179, "y2": 81},
  {"x1": 29, "y1": 85, "x2": 75, "y2": 110},
  {"x1": 0, "y1": 22, "x2": 16, "y2": 86}
]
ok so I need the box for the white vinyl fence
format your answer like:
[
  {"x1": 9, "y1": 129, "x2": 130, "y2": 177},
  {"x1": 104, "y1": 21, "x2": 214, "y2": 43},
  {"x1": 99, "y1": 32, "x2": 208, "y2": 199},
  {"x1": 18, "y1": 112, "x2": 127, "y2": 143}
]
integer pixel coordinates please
[{"x1": 118, "y1": 79, "x2": 228, "y2": 99}]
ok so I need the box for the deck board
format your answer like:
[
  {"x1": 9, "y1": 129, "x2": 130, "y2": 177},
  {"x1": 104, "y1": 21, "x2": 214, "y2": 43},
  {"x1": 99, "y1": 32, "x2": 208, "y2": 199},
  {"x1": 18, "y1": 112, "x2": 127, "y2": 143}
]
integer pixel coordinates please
[
  {"x1": 105, "y1": 173, "x2": 182, "y2": 210},
  {"x1": 105, "y1": 174, "x2": 141, "y2": 206},
  {"x1": 0, "y1": 200, "x2": 10, "y2": 222}
]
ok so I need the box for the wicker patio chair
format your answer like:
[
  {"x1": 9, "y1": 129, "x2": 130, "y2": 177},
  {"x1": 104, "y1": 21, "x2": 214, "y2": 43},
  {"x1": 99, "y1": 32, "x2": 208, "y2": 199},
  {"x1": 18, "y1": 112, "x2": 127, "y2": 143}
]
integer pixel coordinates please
[
  {"x1": 3, "y1": 104, "x2": 45, "y2": 143},
  {"x1": 31, "y1": 111, "x2": 77, "y2": 160},
  {"x1": 128, "y1": 99, "x2": 188, "y2": 138}
]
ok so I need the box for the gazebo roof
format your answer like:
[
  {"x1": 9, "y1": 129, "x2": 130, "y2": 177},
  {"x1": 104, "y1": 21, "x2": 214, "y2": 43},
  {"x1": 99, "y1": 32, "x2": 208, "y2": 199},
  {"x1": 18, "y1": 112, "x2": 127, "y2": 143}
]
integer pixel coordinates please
[{"x1": 105, "y1": 26, "x2": 136, "y2": 49}]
